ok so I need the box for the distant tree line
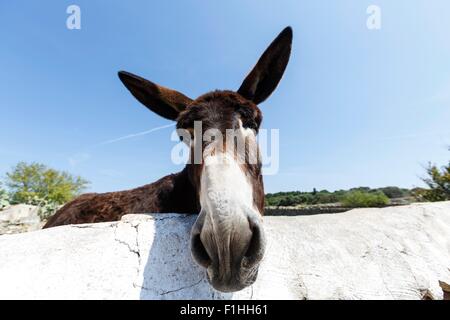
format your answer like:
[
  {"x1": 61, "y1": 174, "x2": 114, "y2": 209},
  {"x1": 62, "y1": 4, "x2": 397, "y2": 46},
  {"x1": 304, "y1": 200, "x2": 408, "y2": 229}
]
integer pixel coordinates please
[
  {"x1": 1, "y1": 150, "x2": 448, "y2": 215},
  {"x1": 266, "y1": 148, "x2": 450, "y2": 208},
  {"x1": 265, "y1": 186, "x2": 411, "y2": 208}
]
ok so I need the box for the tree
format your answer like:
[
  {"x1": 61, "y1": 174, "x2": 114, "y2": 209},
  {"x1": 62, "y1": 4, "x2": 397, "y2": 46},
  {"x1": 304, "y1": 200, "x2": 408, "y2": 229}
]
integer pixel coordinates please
[
  {"x1": 350, "y1": 187, "x2": 371, "y2": 193},
  {"x1": 5, "y1": 162, "x2": 89, "y2": 205},
  {"x1": 279, "y1": 196, "x2": 296, "y2": 207},
  {"x1": 414, "y1": 160, "x2": 450, "y2": 202},
  {"x1": 378, "y1": 186, "x2": 409, "y2": 199}
]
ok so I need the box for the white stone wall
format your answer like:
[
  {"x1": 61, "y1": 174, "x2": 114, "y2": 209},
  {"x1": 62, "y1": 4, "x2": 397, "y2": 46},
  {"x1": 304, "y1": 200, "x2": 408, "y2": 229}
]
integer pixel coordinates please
[{"x1": 0, "y1": 202, "x2": 449, "y2": 300}]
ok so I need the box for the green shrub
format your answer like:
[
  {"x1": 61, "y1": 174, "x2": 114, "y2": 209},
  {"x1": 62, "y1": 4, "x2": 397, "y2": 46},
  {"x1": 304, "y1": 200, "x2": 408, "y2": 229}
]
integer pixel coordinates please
[
  {"x1": 278, "y1": 196, "x2": 297, "y2": 207},
  {"x1": 5, "y1": 162, "x2": 89, "y2": 205},
  {"x1": 23, "y1": 194, "x2": 61, "y2": 220},
  {"x1": 340, "y1": 191, "x2": 389, "y2": 208}
]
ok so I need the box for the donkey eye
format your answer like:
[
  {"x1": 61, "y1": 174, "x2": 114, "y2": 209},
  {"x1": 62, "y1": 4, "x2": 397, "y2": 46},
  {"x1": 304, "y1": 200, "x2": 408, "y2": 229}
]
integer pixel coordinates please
[
  {"x1": 236, "y1": 106, "x2": 259, "y2": 131},
  {"x1": 242, "y1": 119, "x2": 257, "y2": 130}
]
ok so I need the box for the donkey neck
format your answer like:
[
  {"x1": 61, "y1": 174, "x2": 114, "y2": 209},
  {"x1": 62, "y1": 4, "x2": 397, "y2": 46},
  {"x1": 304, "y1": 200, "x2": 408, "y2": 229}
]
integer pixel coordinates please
[{"x1": 132, "y1": 167, "x2": 200, "y2": 214}]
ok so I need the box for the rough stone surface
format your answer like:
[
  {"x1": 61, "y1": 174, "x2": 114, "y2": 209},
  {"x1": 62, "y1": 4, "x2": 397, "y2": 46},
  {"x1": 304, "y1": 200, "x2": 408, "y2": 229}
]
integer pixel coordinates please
[
  {"x1": 0, "y1": 202, "x2": 449, "y2": 300},
  {"x1": 0, "y1": 205, "x2": 43, "y2": 235}
]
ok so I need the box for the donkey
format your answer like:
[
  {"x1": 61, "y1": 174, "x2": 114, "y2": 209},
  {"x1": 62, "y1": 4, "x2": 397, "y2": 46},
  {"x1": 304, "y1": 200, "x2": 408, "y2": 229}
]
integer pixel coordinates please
[{"x1": 44, "y1": 27, "x2": 292, "y2": 292}]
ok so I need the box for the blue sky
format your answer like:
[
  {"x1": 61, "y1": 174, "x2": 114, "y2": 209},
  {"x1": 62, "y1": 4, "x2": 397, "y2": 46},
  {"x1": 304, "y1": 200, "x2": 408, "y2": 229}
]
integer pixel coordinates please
[{"x1": 0, "y1": 1, "x2": 449, "y2": 193}]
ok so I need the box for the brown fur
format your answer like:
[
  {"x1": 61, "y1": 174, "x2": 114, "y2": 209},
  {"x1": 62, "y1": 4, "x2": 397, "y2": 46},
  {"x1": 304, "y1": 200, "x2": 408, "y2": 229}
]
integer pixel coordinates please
[{"x1": 44, "y1": 168, "x2": 198, "y2": 227}]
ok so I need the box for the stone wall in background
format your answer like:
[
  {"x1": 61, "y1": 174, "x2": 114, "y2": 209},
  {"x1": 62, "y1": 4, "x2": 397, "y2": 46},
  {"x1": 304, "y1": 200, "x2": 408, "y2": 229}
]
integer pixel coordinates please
[{"x1": 0, "y1": 204, "x2": 43, "y2": 235}]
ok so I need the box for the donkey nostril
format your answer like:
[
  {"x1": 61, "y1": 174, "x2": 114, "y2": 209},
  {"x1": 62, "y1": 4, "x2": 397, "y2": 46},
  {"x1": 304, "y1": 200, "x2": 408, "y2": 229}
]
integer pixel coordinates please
[
  {"x1": 244, "y1": 228, "x2": 258, "y2": 258},
  {"x1": 244, "y1": 219, "x2": 264, "y2": 264},
  {"x1": 191, "y1": 233, "x2": 212, "y2": 268}
]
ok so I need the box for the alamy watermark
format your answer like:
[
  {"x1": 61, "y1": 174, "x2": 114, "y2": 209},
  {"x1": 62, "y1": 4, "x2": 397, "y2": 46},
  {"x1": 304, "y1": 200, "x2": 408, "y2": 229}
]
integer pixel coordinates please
[
  {"x1": 66, "y1": 5, "x2": 81, "y2": 30},
  {"x1": 170, "y1": 121, "x2": 280, "y2": 175},
  {"x1": 367, "y1": 5, "x2": 381, "y2": 30}
]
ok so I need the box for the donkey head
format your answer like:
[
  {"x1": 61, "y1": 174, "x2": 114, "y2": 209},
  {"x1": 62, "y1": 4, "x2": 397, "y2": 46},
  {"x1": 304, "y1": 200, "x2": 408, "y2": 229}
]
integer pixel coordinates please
[{"x1": 118, "y1": 27, "x2": 292, "y2": 292}]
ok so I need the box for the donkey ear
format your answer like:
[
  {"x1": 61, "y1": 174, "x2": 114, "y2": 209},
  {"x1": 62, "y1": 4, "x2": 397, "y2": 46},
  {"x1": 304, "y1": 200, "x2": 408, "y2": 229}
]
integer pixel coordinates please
[
  {"x1": 118, "y1": 71, "x2": 192, "y2": 120},
  {"x1": 238, "y1": 27, "x2": 293, "y2": 105}
]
